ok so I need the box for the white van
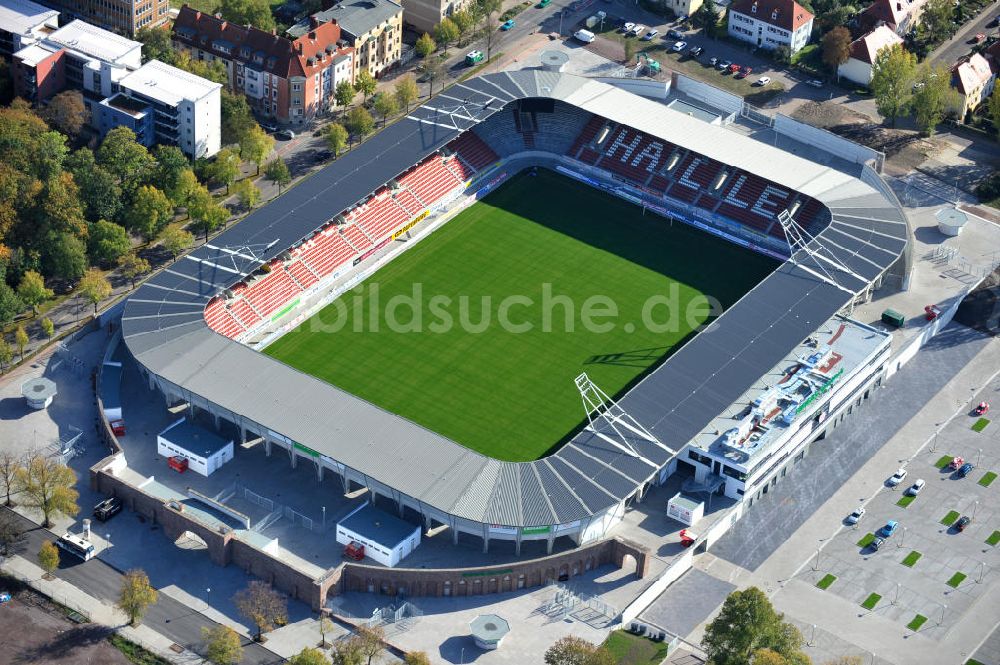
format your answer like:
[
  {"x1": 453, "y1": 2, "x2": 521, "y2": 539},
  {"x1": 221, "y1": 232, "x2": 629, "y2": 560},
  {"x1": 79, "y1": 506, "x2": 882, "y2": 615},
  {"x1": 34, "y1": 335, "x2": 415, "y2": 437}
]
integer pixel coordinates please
[
  {"x1": 574, "y1": 29, "x2": 595, "y2": 43},
  {"x1": 56, "y1": 533, "x2": 96, "y2": 561}
]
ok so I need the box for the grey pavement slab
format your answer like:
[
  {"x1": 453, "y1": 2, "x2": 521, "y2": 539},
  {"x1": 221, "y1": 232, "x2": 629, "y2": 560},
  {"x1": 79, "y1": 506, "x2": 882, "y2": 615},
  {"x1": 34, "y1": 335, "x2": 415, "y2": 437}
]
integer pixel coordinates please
[
  {"x1": 972, "y1": 623, "x2": 1000, "y2": 665},
  {"x1": 638, "y1": 568, "x2": 735, "y2": 639},
  {"x1": 710, "y1": 322, "x2": 993, "y2": 572}
]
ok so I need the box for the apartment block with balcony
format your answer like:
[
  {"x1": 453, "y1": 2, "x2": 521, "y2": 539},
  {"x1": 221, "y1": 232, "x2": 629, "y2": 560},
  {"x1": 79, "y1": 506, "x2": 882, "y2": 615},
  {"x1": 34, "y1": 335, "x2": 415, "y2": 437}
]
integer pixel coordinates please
[
  {"x1": 36, "y1": 0, "x2": 170, "y2": 36},
  {"x1": 287, "y1": 0, "x2": 402, "y2": 78},
  {"x1": 0, "y1": 0, "x2": 58, "y2": 58}
]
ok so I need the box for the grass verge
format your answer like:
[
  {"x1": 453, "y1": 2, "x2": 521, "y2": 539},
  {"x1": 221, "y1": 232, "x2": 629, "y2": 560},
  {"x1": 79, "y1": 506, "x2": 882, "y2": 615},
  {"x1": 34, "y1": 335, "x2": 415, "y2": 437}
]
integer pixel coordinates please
[
  {"x1": 979, "y1": 471, "x2": 997, "y2": 487},
  {"x1": 907, "y1": 614, "x2": 928, "y2": 631},
  {"x1": 109, "y1": 635, "x2": 172, "y2": 665},
  {"x1": 987, "y1": 531, "x2": 1000, "y2": 547},
  {"x1": 934, "y1": 454, "x2": 953, "y2": 469},
  {"x1": 897, "y1": 495, "x2": 916, "y2": 507},
  {"x1": 902, "y1": 551, "x2": 922, "y2": 567},
  {"x1": 861, "y1": 593, "x2": 881, "y2": 610},
  {"x1": 816, "y1": 574, "x2": 837, "y2": 590},
  {"x1": 947, "y1": 572, "x2": 967, "y2": 588},
  {"x1": 602, "y1": 630, "x2": 670, "y2": 665},
  {"x1": 857, "y1": 533, "x2": 875, "y2": 548},
  {"x1": 941, "y1": 510, "x2": 960, "y2": 526},
  {"x1": 972, "y1": 418, "x2": 990, "y2": 432}
]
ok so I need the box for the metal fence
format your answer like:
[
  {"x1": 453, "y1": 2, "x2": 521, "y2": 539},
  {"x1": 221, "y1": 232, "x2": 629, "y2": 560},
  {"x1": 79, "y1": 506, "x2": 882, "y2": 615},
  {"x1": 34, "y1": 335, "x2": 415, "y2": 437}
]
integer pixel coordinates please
[
  {"x1": 543, "y1": 583, "x2": 618, "y2": 627},
  {"x1": 232, "y1": 483, "x2": 325, "y2": 533}
]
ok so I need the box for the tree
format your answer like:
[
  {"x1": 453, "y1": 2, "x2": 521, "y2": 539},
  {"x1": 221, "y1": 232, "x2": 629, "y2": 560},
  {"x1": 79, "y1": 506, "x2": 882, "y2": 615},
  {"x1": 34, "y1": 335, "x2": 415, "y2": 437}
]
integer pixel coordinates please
[
  {"x1": 0, "y1": 282, "x2": 24, "y2": 327},
  {"x1": 372, "y1": 92, "x2": 397, "y2": 126},
  {"x1": 189, "y1": 189, "x2": 230, "y2": 240},
  {"x1": 219, "y1": 0, "x2": 275, "y2": 31},
  {"x1": 203, "y1": 625, "x2": 243, "y2": 665},
  {"x1": 424, "y1": 56, "x2": 444, "y2": 98},
  {"x1": 773, "y1": 44, "x2": 792, "y2": 65},
  {"x1": 16, "y1": 456, "x2": 79, "y2": 527},
  {"x1": 911, "y1": 63, "x2": 958, "y2": 136},
  {"x1": 821, "y1": 26, "x2": 851, "y2": 72},
  {"x1": 264, "y1": 158, "x2": 291, "y2": 193},
  {"x1": 0, "y1": 451, "x2": 24, "y2": 506},
  {"x1": 210, "y1": 148, "x2": 242, "y2": 193},
  {"x1": 126, "y1": 185, "x2": 174, "y2": 242},
  {"x1": 474, "y1": 0, "x2": 502, "y2": 59},
  {"x1": 17, "y1": 270, "x2": 52, "y2": 316},
  {"x1": 88, "y1": 219, "x2": 132, "y2": 268},
  {"x1": 754, "y1": 649, "x2": 792, "y2": 665},
  {"x1": 692, "y1": 0, "x2": 719, "y2": 36},
  {"x1": 289, "y1": 648, "x2": 330, "y2": 665},
  {"x1": 415, "y1": 32, "x2": 436, "y2": 58},
  {"x1": 42, "y1": 90, "x2": 89, "y2": 138},
  {"x1": 0, "y1": 511, "x2": 26, "y2": 558},
  {"x1": 154, "y1": 145, "x2": 192, "y2": 198},
  {"x1": 331, "y1": 637, "x2": 364, "y2": 665},
  {"x1": 239, "y1": 125, "x2": 274, "y2": 175},
  {"x1": 233, "y1": 580, "x2": 287, "y2": 641},
  {"x1": 14, "y1": 325, "x2": 27, "y2": 359},
  {"x1": 404, "y1": 653, "x2": 431, "y2": 665},
  {"x1": 38, "y1": 540, "x2": 59, "y2": 574},
  {"x1": 161, "y1": 226, "x2": 194, "y2": 258},
  {"x1": 97, "y1": 126, "x2": 156, "y2": 195},
  {"x1": 323, "y1": 123, "x2": 349, "y2": 157},
  {"x1": 42, "y1": 232, "x2": 87, "y2": 281},
  {"x1": 40, "y1": 317, "x2": 54, "y2": 339},
  {"x1": 117, "y1": 568, "x2": 158, "y2": 626},
  {"x1": 355, "y1": 625, "x2": 385, "y2": 665},
  {"x1": 232, "y1": 178, "x2": 261, "y2": 210},
  {"x1": 544, "y1": 636, "x2": 615, "y2": 665},
  {"x1": 119, "y1": 252, "x2": 151, "y2": 288},
  {"x1": 0, "y1": 338, "x2": 11, "y2": 371},
  {"x1": 335, "y1": 80, "x2": 356, "y2": 109},
  {"x1": 394, "y1": 76, "x2": 419, "y2": 112},
  {"x1": 355, "y1": 70, "x2": 377, "y2": 101},
  {"x1": 920, "y1": 0, "x2": 954, "y2": 44},
  {"x1": 75, "y1": 165, "x2": 122, "y2": 224},
  {"x1": 345, "y1": 107, "x2": 375, "y2": 141},
  {"x1": 78, "y1": 268, "x2": 112, "y2": 314},
  {"x1": 435, "y1": 18, "x2": 460, "y2": 48},
  {"x1": 702, "y1": 587, "x2": 806, "y2": 665},
  {"x1": 989, "y1": 86, "x2": 1000, "y2": 138},
  {"x1": 136, "y1": 26, "x2": 175, "y2": 64},
  {"x1": 171, "y1": 169, "x2": 202, "y2": 209},
  {"x1": 221, "y1": 91, "x2": 256, "y2": 145},
  {"x1": 871, "y1": 44, "x2": 916, "y2": 128}
]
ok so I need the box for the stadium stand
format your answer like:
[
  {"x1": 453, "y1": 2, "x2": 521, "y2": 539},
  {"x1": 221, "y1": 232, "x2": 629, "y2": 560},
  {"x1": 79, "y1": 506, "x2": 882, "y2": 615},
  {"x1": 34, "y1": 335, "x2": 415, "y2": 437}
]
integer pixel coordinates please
[
  {"x1": 244, "y1": 265, "x2": 304, "y2": 318},
  {"x1": 342, "y1": 224, "x2": 374, "y2": 251},
  {"x1": 528, "y1": 103, "x2": 593, "y2": 155},
  {"x1": 351, "y1": 190, "x2": 411, "y2": 241},
  {"x1": 472, "y1": 110, "x2": 523, "y2": 155},
  {"x1": 286, "y1": 259, "x2": 320, "y2": 290},
  {"x1": 294, "y1": 229, "x2": 358, "y2": 278},
  {"x1": 567, "y1": 114, "x2": 606, "y2": 159},
  {"x1": 448, "y1": 131, "x2": 498, "y2": 171},
  {"x1": 397, "y1": 156, "x2": 464, "y2": 205},
  {"x1": 205, "y1": 298, "x2": 246, "y2": 337},
  {"x1": 392, "y1": 187, "x2": 426, "y2": 216}
]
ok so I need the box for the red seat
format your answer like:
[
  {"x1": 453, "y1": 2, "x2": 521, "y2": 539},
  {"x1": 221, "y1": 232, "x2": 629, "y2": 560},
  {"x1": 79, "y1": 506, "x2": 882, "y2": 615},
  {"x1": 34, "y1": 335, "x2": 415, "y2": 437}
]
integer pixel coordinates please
[
  {"x1": 567, "y1": 115, "x2": 606, "y2": 158},
  {"x1": 447, "y1": 132, "x2": 498, "y2": 171}
]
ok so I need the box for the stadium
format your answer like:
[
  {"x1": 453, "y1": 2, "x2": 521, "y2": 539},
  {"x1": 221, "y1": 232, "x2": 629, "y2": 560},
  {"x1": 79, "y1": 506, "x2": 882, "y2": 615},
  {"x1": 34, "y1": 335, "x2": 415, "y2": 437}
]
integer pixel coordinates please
[{"x1": 117, "y1": 70, "x2": 910, "y2": 562}]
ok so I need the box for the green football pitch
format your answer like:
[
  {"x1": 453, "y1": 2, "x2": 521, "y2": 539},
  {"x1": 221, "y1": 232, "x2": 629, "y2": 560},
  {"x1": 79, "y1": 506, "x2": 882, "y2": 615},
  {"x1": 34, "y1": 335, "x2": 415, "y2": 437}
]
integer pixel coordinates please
[{"x1": 264, "y1": 170, "x2": 776, "y2": 461}]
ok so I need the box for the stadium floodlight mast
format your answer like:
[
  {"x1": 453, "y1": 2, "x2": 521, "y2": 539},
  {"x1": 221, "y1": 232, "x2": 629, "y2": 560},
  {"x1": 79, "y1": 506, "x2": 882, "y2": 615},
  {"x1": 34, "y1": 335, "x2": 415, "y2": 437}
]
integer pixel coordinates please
[
  {"x1": 575, "y1": 373, "x2": 674, "y2": 467},
  {"x1": 776, "y1": 209, "x2": 864, "y2": 296}
]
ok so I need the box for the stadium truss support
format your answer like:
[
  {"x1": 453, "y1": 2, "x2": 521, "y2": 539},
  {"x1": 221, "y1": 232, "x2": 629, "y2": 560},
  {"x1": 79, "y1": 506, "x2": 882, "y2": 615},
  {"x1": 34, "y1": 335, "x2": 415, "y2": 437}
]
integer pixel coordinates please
[
  {"x1": 777, "y1": 210, "x2": 864, "y2": 295},
  {"x1": 191, "y1": 240, "x2": 283, "y2": 278},
  {"x1": 575, "y1": 373, "x2": 674, "y2": 467}
]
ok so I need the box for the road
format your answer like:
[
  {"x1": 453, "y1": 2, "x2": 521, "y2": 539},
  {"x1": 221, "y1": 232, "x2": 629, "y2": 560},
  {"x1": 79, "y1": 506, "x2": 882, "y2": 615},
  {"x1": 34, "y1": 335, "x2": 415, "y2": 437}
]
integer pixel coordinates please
[
  {"x1": 3, "y1": 507, "x2": 283, "y2": 665},
  {"x1": 929, "y1": 0, "x2": 1000, "y2": 66}
]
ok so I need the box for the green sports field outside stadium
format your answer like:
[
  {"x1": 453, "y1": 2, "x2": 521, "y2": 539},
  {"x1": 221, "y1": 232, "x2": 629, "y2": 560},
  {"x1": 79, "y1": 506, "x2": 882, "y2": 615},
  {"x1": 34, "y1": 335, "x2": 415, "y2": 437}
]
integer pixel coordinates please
[{"x1": 264, "y1": 170, "x2": 776, "y2": 461}]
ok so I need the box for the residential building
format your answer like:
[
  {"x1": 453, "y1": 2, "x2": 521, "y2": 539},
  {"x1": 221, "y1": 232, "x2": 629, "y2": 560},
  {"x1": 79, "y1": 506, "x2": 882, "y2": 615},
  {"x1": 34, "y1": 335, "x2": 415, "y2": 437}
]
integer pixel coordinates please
[
  {"x1": 400, "y1": 0, "x2": 472, "y2": 34},
  {"x1": 98, "y1": 60, "x2": 222, "y2": 157},
  {"x1": 837, "y1": 26, "x2": 903, "y2": 86},
  {"x1": 172, "y1": 5, "x2": 356, "y2": 126},
  {"x1": 37, "y1": 0, "x2": 170, "y2": 36},
  {"x1": 857, "y1": 0, "x2": 926, "y2": 36},
  {"x1": 659, "y1": 0, "x2": 703, "y2": 22},
  {"x1": 727, "y1": 0, "x2": 813, "y2": 53},
  {"x1": 951, "y1": 53, "x2": 996, "y2": 120},
  {"x1": 0, "y1": 0, "x2": 57, "y2": 59},
  {"x1": 287, "y1": 0, "x2": 402, "y2": 78}
]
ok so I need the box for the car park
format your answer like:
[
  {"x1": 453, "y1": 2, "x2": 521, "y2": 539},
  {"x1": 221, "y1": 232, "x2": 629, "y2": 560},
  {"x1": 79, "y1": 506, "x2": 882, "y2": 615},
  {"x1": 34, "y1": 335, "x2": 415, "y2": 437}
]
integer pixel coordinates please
[
  {"x1": 573, "y1": 29, "x2": 595, "y2": 43},
  {"x1": 905, "y1": 479, "x2": 925, "y2": 496},
  {"x1": 955, "y1": 516, "x2": 971, "y2": 531},
  {"x1": 641, "y1": 29, "x2": 659, "y2": 40},
  {"x1": 879, "y1": 520, "x2": 899, "y2": 538},
  {"x1": 807, "y1": 79, "x2": 823, "y2": 88},
  {"x1": 93, "y1": 496, "x2": 122, "y2": 521},
  {"x1": 888, "y1": 468, "x2": 907, "y2": 486},
  {"x1": 755, "y1": 76, "x2": 771, "y2": 86},
  {"x1": 501, "y1": 19, "x2": 516, "y2": 30},
  {"x1": 689, "y1": 46, "x2": 703, "y2": 56},
  {"x1": 846, "y1": 506, "x2": 866, "y2": 524},
  {"x1": 957, "y1": 462, "x2": 975, "y2": 478}
]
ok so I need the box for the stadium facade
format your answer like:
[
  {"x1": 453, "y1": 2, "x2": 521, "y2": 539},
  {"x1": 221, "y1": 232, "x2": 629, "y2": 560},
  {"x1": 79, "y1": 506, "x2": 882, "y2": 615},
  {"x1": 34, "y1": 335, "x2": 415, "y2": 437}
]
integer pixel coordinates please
[{"x1": 120, "y1": 71, "x2": 909, "y2": 554}]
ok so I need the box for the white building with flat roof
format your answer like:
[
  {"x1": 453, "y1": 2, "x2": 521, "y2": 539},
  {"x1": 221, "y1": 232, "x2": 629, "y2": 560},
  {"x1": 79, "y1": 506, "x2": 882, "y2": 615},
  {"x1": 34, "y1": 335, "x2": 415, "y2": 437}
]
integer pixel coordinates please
[
  {"x1": 117, "y1": 59, "x2": 222, "y2": 158},
  {"x1": 0, "y1": 0, "x2": 58, "y2": 57}
]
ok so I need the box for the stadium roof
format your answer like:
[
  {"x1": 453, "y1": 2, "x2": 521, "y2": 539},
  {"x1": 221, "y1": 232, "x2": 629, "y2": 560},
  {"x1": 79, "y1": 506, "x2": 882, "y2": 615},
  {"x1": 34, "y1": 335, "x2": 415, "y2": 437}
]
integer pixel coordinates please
[{"x1": 121, "y1": 71, "x2": 908, "y2": 529}]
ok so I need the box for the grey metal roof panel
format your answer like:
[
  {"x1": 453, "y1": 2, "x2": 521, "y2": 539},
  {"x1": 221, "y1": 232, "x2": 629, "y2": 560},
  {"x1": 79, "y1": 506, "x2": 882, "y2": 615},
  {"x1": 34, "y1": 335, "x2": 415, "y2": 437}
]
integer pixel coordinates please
[
  {"x1": 536, "y1": 461, "x2": 589, "y2": 521},
  {"x1": 519, "y1": 466, "x2": 556, "y2": 526},
  {"x1": 547, "y1": 457, "x2": 616, "y2": 514}
]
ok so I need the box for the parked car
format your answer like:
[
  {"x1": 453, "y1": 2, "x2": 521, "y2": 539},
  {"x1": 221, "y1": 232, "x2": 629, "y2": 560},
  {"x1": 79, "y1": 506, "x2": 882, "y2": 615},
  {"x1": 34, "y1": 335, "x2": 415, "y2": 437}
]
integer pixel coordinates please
[
  {"x1": 537, "y1": 0, "x2": 551, "y2": 7},
  {"x1": 671, "y1": 40, "x2": 687, "y2": 51},
  {"x1": 887, "y1": 468, "x2": 907, "y2": 486},
  {"x1": 574, "y1": 29, "x2": 596, "y2": 43},
  {"x1": 879, "y1": 520, "x2": 899, "y2": 538},
  {"x1": 905, "y1": 479, "x2": 925, "y2": 496},
  {"x1": 957, "y1": 462, "x2": 975, "y2": 478},
  {"x1": 500, "y1": 18, "x2": 516, "y2": 30},
  {"x1": 955, "y1": 516, "x2": 971, "y2": 531},
  {"x1": 709, "y1": 56, "x2": 719, "y2": 66},
  {"x1": 728, "y1": 63, "x2": 741, "y2": 73},
  {"x1": 870, "y1": 536, "x2": 885, "y2": 551},
  {"x1": 689, "y1": 46, "x2": 703, "y2": 57},
  {"x1": 717, "y1": 59, "x2": 732, "y2": 70},
  {"x1": 621, "y1": 21, "x2": 636, "y2": 33},
  {"x1": 949, "y1": 456, "x2": 965, "y2": 470},
  {"x1": 974, "y1": 401, "x2": 990, "y2": 415},
  {"x1": 465, "y1": 50, "x2": 485, "y2": 65},
  {"x1": 276, "y1": 129, "x2": 295, "y2": 140},
  {"x1": 806, "y1": 79, "x2": 824, "y2": 88},
  {"x1": 755, "y1": 76, "x2": 771, "y2": 86},
  {"x1": 260, "y1": 120, "x2": 278, "y2": 133},
  {"x1": 676, "y1": 14, "x2": 688, "y2": 22},
  {"x1": 667, "y1": 28, "x2": 684, "y2": 38},
  {"x1": 641, "y1": 29, "x2": 659, "y2": 40},
  {"x1": 630, "y1": 24, "x2": 647, "y2": 36},
  {"x1": 846, "y1": 506, "x2": 866, "y2": 524},
  {"x1": 93, "y1": 496, "x2": 122, "y2": 522}
]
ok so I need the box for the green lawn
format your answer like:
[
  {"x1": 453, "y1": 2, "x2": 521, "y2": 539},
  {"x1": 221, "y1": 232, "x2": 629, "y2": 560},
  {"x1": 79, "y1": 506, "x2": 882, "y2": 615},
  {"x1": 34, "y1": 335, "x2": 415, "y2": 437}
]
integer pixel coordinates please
[
  {"x1": 897, "y1": 494, "x2": 916, "y2": 507},
  {"x1": 265, "y1": 170, "x2": 774, "y2": 461},
  {"x1": 602, "y1": 630, "x2": 670, "y2": 665},
  {"x1": 907, "y1": 614, "x2": 928, "y2": 631},
  {"x1": 941, "y1": 511, "x2": 961, "y2": 526},
  {"x1": 108, "y1": 635, "x2": 172, "y2": 665},
  {"x1": 987, "y1": 531, "x2": 1000, "y2": 547},
  {"x1": 934, "y1": 454, "x2": 953, "y2": 469},
  {"x1": 902, "y1": 551, "x2": 922, "y2": 567},
  {"x1": 816, "y1": 574, "x2": 837, "y2": 590},
  {"x1": 857, "y1": 533, "x2": 876, "y2": 548},
  {"x1": 947, "y1": 572, "x2": 967, "y2": 588},
  {"x1": 972, "y1": 417, "x2": 990, "y2": 432},
  {"x1": 968, "y1": 659, "x2": 987, "y2": 665},
  {"x1": 979, "y1": 471, "x2": 997, "y2": 487},
  {"x1": 861, "y1": 592, "x2": 881, "y2": 610}
]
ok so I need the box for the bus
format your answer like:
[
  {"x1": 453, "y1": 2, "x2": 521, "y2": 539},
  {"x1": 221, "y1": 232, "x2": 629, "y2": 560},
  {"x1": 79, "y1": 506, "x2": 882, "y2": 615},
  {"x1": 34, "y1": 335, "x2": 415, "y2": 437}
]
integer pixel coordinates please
[{"x1": 56, "y1": 533, "x2": 95, "y2": 561}]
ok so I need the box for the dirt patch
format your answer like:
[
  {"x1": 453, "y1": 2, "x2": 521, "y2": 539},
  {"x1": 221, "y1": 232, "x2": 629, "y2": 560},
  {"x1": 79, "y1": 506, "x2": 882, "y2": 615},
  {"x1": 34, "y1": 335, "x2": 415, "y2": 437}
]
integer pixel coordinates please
[
  {"x1": 790, "y1": 100, "x2": 942, "y2": 175},
  {"x1": 587, "y1": 35, "x2": 626, "y2": 63},
  {"x1": 0, "y1": 595, "x2": 130, "y2": 665}
]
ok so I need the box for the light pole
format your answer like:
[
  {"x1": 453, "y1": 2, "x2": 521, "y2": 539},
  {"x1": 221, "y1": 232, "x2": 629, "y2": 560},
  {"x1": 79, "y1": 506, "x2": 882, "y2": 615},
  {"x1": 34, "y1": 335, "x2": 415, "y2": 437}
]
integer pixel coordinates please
[
  {"x1": 939, "y1": 603, "x2": 947, "y2": 626},
  {"x1": 977, "y1": 448, "x2": 983, "y2": 467},
  {"x1": 892, "y1": 582, "x2": 900, "y2": 605},
  {"x1": 322, "y1": 506, "x2": 326, "y2": 530},
  {"x1": 808, "y1": 623, "x2": 816, "y2": 646},
  {"x1": 207, "y1": 587, "x2": 211, "y2": 610},
  {"x1": 977, "y1": 561, "x2": 985, "y2": 584},
  {"x1": 973, "y1": 500, "x2": 980, "y2": 522}
]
